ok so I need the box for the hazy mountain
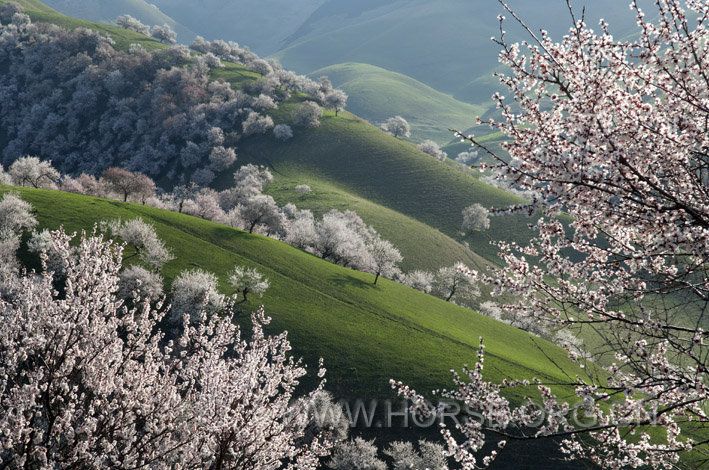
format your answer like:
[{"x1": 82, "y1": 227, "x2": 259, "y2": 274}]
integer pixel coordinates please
[
  {"x1": 150, "y1": 0, "x2": 326, "y2": 54},
  {"x1": 43, "y1": 0, "x2": 196, "y2": 40},
  {"x1": 276, "y1": 0, "x2": 640, "y2": 102}
]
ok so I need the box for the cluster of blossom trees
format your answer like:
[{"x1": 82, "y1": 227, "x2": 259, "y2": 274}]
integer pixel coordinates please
[
  {"x1": 2, "y1": 156, "x2": 411, "y2": 287},
  {"x1": 158, "y1": 165, "x2": 405, "y2": 285},
  {"x1": 0, "y1": 191, "x2": 453, "y2": 468},
  {"x1": 0, "y1": 5, "x2": 345, "y2": 186},
  {"x1": 1, "y1": 155, "x2": 494, "y2": 310},
  {"x1": 395, "y1": 0, "x2": 709, "y2": 468},
  {"x1": 400, "y1": 262, "x2": 481, "y2": 308},
  {"x1": 0, "y1": 192, "x2": 338, "y2": 468}
]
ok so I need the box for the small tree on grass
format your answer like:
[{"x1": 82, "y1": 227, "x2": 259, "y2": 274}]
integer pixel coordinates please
[
  {"x1": 295, "y1": 184, "x2": 312, "y2": 197},
  {"x1": 294, "y1": 101, "x2": 323, "y2": 128},
  {"x1": 229, "y1": 265, "x2": 270, "y2": 303},
  {"x1": 116, "y1": 14, "x2": 150, "y2": 35},
  {"x1": 380, "y1": 116, "x2": 411, "y2": 139},
  {"x1": 150, "y1": 24, "x2": 177, "y2": 44},
  {"x1": 367, "y1": 236, "x2": 402, "y2": 285},
  {"x1": 461, "y1": 203, "x2": 490, "y2": 233},
  {"x1": 417, "y1": 140, "x2": 447, "y2": 161},
  {"x1": 101, "y1": 167, "x2": 156, "y2": 203},
  {"x1": 323, "y1": 90, "x2": 348, "y2": 116},
  {"x1": 237, "y1": 194, "x2": 284, "y2": 234},
  {"x1": 432, "y1": 262, "x2": 479, "y2": 304}
]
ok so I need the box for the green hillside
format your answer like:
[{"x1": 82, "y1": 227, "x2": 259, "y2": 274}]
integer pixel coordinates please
[
  {"x1": 151, "y1": 0, "x2": 325, "y2": 55},
  {"x1": 266, "y1": 174, "x2": 485, "y2": 272},
  {"x1": 3, "y1": 0, "x2": 533, "y2": 272},
  {"x1": 4, "y1": 185, "x2": 581, "y2": 415},
  {"x1": 275, "y1": 0, "x2": 640, "y2": 103},
  {"x1": 233, "y1": 105, "x2": 535, "y2": 263},
  {"x1": 311, "y1": 62, "x2": 484, "y2": 143}
]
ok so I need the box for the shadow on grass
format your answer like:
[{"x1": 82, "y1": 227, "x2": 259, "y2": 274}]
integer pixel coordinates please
[{"x1": 330, "y1": 275, "x2": 376, "y2": 290}]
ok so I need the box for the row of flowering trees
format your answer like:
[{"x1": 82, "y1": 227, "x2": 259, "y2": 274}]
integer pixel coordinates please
[{"x1": 2, "y1": 156, "x2": 485, "y2": 301}]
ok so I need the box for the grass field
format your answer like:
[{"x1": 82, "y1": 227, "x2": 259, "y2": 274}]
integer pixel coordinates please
[
  {"x1": 311, "y1": 62, "x2": 485, "y2": 143},
  {"x1": 2, "y1": 186, "x2": 589, "y2": 466},
  {"x1": 3, "y1": 186, "x2": 581, "y2": 408}
]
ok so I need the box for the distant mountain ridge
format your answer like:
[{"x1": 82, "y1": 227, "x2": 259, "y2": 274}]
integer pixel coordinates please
[
  {"x1": 151, "y1": 0, "x2": 326, "y2": 54},
  {"x1": 276, "y1": 0, "x2": 640, "y2": 102}
]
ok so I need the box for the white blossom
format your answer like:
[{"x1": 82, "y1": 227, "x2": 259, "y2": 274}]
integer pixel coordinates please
[{"x1": 229, "y1": 265, "x2": 270, "y2": 302}]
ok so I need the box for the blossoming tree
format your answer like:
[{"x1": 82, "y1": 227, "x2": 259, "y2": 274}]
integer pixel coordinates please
[
  {"x1": 0, "y1": 228, "x2": 337, "y2": 468},
  {"x1": 395, "y1": 1, "x2": 709, "y2": 468}
]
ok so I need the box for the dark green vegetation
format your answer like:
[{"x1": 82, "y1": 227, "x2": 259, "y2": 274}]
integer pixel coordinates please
[
  {"x1": 311, "y1": 62, "x2": 484, "y2": 143},
  {"x1": 4, "y1": 185, "x2": 582, "y2": 412}
]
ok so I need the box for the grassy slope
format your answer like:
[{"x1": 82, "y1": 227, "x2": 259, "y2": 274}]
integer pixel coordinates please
[
  {"x1": 265, "y1": 173, "x2": 485, "y2": 272},
  {"x1": 4, "y1": 185, "x2": 581, "y2": 407},
  {"x1": 311, "y1": 62, "x2": 484, "y2": 143},
  {"x1": 42, "y1": 0, "x2": 195, "y2": 42},
  {"x1": 5, "y1": 0, "x2": 533, "y2": 272},
  {"x1": 276, "y1": 0, "x2": 640, "y2": 103},
  {"x1": 232, "y1": 105, "x2": 535, "y2": 263},
  {"x1": 5, "y1": 0, "x2": 166, "y2": 50}
]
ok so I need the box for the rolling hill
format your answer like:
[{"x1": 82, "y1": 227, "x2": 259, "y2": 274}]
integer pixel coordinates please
[
  {"x1": 311, "y1": 62, "x2": 484, "y2": 143},
  {"x1": 150, "y1": 0, "x2": 326, "y2": 54},
  {"x1": 232, "y1": 103, "x2": 535, "y2": 264},
  {"x1": 42, "y1": 0, "x2": 196, "y2": 41},
  {"x1": 3, "y1": 184, "x2": 585, "y2": 467},
  {"x1": 2, "y1": 0, "x2": 534, "y2": 273}
]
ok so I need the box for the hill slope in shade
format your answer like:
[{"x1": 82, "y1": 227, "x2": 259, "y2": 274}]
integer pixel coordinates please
[
  {"x1": 311, "y1": 62, "x2": 484, "y2": 143},
  {"x1": 4, "y1": 185, "x2": 584, "y2": 467},
  {"x1": 232, "y1": 105, "x2": 536, "y2": 263},
  {"x1": 42, "y1": 0, "x2": 196, "y2": 41}
]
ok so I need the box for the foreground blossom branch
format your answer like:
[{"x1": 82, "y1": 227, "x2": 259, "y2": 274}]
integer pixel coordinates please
[
  {"x1": 0, "y1": 228, "x2": 337, "y2": 468},
  {"x1": 397, "y1": 0, "x2": 709, "y2": 468}
]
